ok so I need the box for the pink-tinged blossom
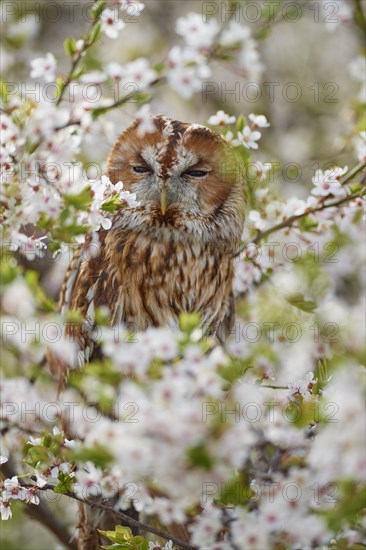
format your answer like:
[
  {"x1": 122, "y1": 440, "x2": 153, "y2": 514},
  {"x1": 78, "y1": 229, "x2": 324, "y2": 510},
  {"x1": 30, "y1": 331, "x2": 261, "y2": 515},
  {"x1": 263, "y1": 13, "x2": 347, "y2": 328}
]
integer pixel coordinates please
[
  {"x1": 2, "y1": 477, "x2": 27, "y2": 502},
  {"x1": 175, "y1": 12, "x2": 219, "y2": 50},
  {"x1": 189, "y1": 501, "x2": 222, "y2": 546},
  {"x1": 232, "y1": 511, "x2": 269, "y2": 549},
  {"x1": 248, "y1": 113, "x2": 270, "y2": 128},
  {"x1": 219, "y1": 20, "x2": 251, "y2": 47},
  {"x1": 0, "y1": 500, "x2": 12, "y2": 520},
  {"x1": 167, "y1": 64, "x2": 211, "y2": 100},
  {"x1": 123, "y1": 58, "x2": 157, "y2": 89},
  {"x1": 30, "y1": 53, "x2": 56, "y2": 82},
  {"x1": 74, "y1": 462, "x2": 103, "y2": 499},
  {"x1": 145, "y1": 497, "x2": 186, "y2": 526},
  {"x1": 287, "y1": 371, "x2": 318, "y2": 400},
  {"x1": 107, "y1": 59, "x2": 156, "y2": 90},
  {"x1": 232, "y1": 126, "x2": 262, "y2": 149},
  {"x1": 166, "y1": 45, "x2": 212, "y2": 99},
  {"x1": 311, "y1": 166, "x2": 348, "y2": 197},
  {"x1": 10, "y1": 233, "x2": 47, "y2": 261},
  {"x1": 101, "y1": 8, "x2": 125, "y2": 39}
]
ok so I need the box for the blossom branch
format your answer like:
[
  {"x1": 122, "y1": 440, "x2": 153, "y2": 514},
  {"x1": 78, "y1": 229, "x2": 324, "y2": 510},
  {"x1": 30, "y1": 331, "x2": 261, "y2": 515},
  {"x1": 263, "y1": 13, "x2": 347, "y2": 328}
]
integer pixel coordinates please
[
  {"x1": 1, "y1": 460, "x2": 77, "y2": 550},
  {"x1": 56, "y1": 0, "x2": 102, "y2": 106},
  {"x1": 234, "y1": 161, "x2": 366, "y2": 257},
  {"x1": 18, "y1": 480, "x2": 197, "y2": 550}
]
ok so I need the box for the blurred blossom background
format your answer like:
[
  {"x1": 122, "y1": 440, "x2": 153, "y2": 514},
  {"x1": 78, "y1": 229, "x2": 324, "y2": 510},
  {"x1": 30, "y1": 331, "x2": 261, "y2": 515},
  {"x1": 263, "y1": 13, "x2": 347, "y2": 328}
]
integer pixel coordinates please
[{"x1": 0, "y1": 0, "x2": 365, "y2": 548}]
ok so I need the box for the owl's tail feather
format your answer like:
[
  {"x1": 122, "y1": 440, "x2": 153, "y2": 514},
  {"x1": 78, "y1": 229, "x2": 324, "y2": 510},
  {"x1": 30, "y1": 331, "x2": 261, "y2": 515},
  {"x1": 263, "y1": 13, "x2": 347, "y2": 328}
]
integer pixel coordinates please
[
  {"x1": 46, "y1": 347, "x2": 70, "y2": 396},
  {"x1": 77, "y1": 501, "x2": 120, "y2": 550},
  {"x1": 149, "y1": 517, "x2": 192, "y2": 548}
]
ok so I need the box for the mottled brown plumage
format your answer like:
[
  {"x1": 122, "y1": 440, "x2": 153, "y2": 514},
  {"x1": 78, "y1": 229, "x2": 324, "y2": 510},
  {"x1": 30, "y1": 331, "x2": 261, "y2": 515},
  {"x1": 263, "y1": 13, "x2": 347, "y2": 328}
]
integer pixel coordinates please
[{"x1": 56, "y1": 115, "x2": 244, "y2": 366}]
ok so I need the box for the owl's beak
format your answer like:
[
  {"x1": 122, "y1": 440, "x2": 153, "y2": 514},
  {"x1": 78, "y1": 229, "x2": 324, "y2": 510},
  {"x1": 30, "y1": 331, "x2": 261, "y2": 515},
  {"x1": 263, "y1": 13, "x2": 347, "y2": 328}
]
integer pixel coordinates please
[{"x1": 160, "y1": 188, "x2": 167, "y2": 215}]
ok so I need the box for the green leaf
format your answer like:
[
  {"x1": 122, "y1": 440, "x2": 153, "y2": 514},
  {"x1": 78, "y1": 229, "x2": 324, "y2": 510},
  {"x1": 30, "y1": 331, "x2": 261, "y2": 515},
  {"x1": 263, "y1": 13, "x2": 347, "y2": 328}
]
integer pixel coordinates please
[
  {"x1": 179, "y1": 312, "x2": 201, "y2": 335},
  {"x1": 349, "y1": 182, "x2": 364, "y2": 194},
  {"x1": 70, "y1": 66, "x2": 85, "y2": 81},
  {"x1": 72, "y1": 444, "x2": 114, "y2": 469},
  {"x1": 99, "y1": 526, "x2": 149, "y2": 549},
  {"x1": 55, "y1": 76, "x2": 65, "y2": 100},
  {"x1": 0, "y1": 257, "x2": 19, "y2": 285},
  {"x1": 235, "y1": 114, "x2": 246, "y2": 133},
  {"x1": 24, "y1": 270, "x2": 57, "y2": 313},
  {"x1": 298, "y1": 216, "x2": 319, "y2": 232},
  {"x1": 0, "y1": 80, "x2": 10, "y2": 102},
  {"x1": 89, "y1": 21, "x2": 103, "y2": 45},
  {"x1": 64, "y1": 187, "x2": 92, "y2": 209},
  {"x1": 152, "y1": 61, "x2": 165, "y2": 74},
  {"x1": 54, "y1": 472, "x2": 74, "y2": 494},
  {"x1": 286, "y1": 293, "x2": 317, "y2": 313},
  {"x1": 219, "y1": 360, "x2": 253, "y2": 383},
  {"x1": 219, "y1": 473, "x2": 252, "y2": 506},
  {"x1": 28, "y1": 445, "x2": 49, "y2": 465},
  {"x1": 321, "y1": 480, "x2": 365, "y2": 532},
  {"x1": 89, "y1": 0, "x2": 106, "y2": 20},
  {"x1": 101, "y1": 196, "x2": 121, "y2": 213},
  {"x1": 64, "y1": 36, "x2": 77, "y2": 57},
  {"x1": 187, "y1": 443, "x2": 214, "y2": 470}
]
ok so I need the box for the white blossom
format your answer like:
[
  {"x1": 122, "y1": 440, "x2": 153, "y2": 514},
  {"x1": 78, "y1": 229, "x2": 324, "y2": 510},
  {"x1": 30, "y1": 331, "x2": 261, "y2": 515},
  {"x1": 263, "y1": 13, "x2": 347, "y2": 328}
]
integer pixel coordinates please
[
  {"x1": 0, "y1": 500, "x2": 12, "y2": 520},
  {"x1": 219, "y1": 20, "x2": 251, "y2": 47},
  {"x1": 232, "y1": 126, "x2": 261, "y2": 149},
  {"x1": 207, "y1": 110, "x2": 236, "y2": 126},
  {"x1": 30, "y1": 53, "x2": 56, "y2": 82},
  {"x1": 175, "y1": 12, "x2": 219, "y2": 50},
  {"x1": 136, "y1": 104, "x2": 157, "y2": 137},
  {"x1": 312, "y1": 166, "x2": 348, "y2": 197},
  {"x1": 248, "y1": 113, "x2": 270, "y2": 128},
  {"x1": 101, "y1": 9, "x2": 125, "y2": 39}
]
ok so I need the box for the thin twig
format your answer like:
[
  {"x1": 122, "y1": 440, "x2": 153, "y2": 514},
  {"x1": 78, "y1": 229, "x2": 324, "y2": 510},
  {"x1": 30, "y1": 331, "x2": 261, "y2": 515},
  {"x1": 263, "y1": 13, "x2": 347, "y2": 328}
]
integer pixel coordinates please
[
  {"x1": 234, "y1": 162, "x2": 366, "y2": 257},
  {"x1": 56, "y1": 0, "x2": 101, "y2": 106},
  {"x1": 1, "y1": 460, "x2": 77, "y2": 550},
  {"x1": 259, "y1": 384, "x2": 288, "y2": 390},
  {"x1": 16, "y1": 480, "x2": 197, "y2": 550}
]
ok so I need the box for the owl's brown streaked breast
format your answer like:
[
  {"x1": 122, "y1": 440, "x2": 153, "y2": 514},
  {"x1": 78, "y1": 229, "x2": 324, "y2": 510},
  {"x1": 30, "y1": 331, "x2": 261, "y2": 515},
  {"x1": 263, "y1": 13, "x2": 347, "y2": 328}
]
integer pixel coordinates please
[{"x1": 107, "y1": 231, "x2": 234, "y2": 333}]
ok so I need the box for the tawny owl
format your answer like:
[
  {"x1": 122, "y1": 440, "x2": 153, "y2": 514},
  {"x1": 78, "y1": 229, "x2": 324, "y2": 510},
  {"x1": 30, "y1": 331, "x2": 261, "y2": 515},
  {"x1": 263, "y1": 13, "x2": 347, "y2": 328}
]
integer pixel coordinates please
[
  {"x1": 51, "y1": 114, "x2": 244, "y2": 375},
  {"x1": 49, "y1": 115, "x2": 244, "y2": 548}
]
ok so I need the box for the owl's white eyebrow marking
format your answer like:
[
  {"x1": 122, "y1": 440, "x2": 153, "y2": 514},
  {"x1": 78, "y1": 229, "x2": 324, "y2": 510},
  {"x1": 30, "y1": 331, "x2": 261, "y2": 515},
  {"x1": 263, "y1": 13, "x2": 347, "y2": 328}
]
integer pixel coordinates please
[
  {"x1": 189, "y1": 124, "x2": 207, "y2": 130},
  {"x1": 168, "y1": 145, "x2": 198, "y2": 175},
  {"x1": 141, "y1": 144, "x2": 163, "y2": 174},
  {"x1": 162, "y1": 119, "x2": 174, "y2": 138}
]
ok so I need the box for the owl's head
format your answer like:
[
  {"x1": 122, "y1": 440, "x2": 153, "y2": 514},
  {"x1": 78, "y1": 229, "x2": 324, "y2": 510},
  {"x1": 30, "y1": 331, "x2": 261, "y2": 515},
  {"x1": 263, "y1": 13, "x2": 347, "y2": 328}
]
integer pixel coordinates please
[{"x1": 107, "y1": 115, "x2": 244, "y2": 219}]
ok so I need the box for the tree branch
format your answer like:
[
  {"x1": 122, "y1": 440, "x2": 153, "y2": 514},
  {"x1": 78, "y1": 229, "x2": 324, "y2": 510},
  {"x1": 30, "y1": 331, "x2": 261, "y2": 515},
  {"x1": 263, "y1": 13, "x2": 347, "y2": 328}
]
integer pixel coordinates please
[
  {"x1": 234, "y1": 161, "x2": 366, "y2": 258},
  {"x1": 56, "y1": 0, "x2": 102, "y2": 106},
  {"x1": 15, "y1": 478, "x2": 198, "y2": 550},
  {"x1": 1, "y1": 460, "x2": 77, "y2": 550}
]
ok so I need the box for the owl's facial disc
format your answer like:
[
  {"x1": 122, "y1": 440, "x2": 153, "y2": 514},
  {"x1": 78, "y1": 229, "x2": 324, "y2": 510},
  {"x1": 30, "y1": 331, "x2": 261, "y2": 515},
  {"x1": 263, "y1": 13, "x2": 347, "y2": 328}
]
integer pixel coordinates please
[{"x1": 107, "y1": 115, "x2": 239, "y2": 216}]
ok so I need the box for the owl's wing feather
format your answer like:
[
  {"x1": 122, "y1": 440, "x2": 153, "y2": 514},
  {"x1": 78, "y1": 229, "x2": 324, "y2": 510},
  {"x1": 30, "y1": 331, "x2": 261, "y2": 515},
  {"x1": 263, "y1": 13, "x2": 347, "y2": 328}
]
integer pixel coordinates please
[{"x1": 48, "y1": 229, "x2": 126, "y2": 386}]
